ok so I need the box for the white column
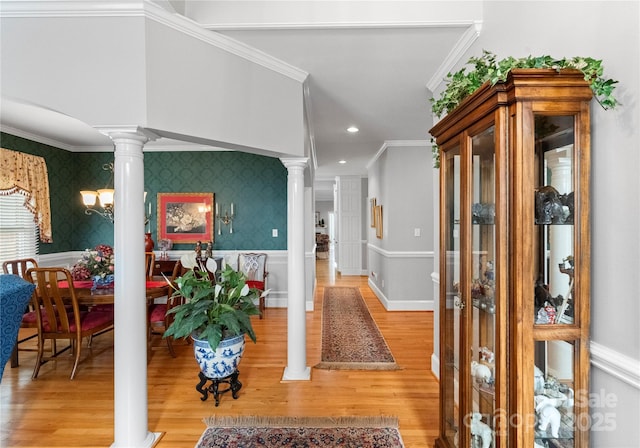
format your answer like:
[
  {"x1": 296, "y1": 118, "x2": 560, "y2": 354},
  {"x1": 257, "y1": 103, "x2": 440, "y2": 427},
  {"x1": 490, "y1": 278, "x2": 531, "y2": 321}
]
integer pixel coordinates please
[
  {"x1": 108, "y1": 132, "x2": 160, "y2": 448},
  {"x1": 547, "y1": 150, "x2": 573, "y2": 298},
  {"x1": 280, "y1": 157, "x2": 311, "y2": 381}
]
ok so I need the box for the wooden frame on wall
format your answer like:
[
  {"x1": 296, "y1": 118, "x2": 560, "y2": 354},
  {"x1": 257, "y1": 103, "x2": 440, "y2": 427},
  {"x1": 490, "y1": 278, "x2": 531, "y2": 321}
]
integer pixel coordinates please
[
  {"x1": 375, "y1": 204, "x2": 383, "y2": 239},
  {"x1": 157, "y1": 192, "x2": 214, "y2": 244},
  {"x1": 370, "y1": 198, "x2": 377, "y2": 227}
]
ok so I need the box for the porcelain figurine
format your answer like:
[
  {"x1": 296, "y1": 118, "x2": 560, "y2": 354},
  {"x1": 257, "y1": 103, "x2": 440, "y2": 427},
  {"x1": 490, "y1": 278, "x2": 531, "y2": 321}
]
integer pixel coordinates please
[
  {"x1": 470, "y1": 412, "x2": 493, "y2": 448},
  {"x1": 535, "y1": 395, "x2": 561, "y2": 438},
  {"x1": 471, "y1": 360, "x2": 492, "y2": 383}
]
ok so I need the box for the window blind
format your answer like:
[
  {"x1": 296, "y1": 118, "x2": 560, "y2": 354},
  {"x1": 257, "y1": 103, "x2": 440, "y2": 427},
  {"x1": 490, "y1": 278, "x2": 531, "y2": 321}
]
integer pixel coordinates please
[{"x1": 0, "y1": 193, "x2": 39, "y2": 266}]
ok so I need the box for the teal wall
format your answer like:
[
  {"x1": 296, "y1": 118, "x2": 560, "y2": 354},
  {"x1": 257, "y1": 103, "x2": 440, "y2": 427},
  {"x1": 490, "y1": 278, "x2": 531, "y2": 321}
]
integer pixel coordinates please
[{"x1": 1, "y1": 133, "x2": 288, "y2": 252}]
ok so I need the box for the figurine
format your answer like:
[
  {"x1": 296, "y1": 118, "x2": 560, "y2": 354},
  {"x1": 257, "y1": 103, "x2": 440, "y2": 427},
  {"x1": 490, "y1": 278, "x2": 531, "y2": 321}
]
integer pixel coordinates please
[
  {"x1": 470, "y1": 412, "x2": 493, "y2": 448},
  {"x1": 534, "y1": 365, "x2": 545, "y2": 394},
  {"x1": 479, "y1": 347, "x2": 494, "y2": 364},
  {"x1": 535, "y1": 396, "x2": 561, "y2": 438},
  {"x1": 195, "y1": 241, "x2": 202, "y2": 259},
  {"x1": 205, "y1": 241, "x2": 213, "y2": 259},
  {"x1": 471, "y1": 360, "x2": 492, "y2": 384},
  {"x1": 535, "y1": 185, "x2": 573, "y2": 224}
]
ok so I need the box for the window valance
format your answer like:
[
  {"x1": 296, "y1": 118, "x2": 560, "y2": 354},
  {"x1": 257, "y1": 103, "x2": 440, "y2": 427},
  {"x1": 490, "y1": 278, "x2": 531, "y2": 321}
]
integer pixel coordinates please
[{"x1": 0, "y1": 148, "x2": 53, "y2": 243}]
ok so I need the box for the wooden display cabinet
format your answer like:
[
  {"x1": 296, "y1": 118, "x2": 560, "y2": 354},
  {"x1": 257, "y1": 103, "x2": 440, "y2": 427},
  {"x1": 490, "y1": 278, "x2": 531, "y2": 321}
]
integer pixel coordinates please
[{"x1": 430, "y1": 69, "x2": 592, "y2": 448}]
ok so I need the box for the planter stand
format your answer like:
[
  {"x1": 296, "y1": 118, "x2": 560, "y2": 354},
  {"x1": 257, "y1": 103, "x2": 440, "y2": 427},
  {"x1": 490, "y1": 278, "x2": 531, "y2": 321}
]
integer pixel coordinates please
[{"x1": 196, "y1": 370, "x2": 242, "y2": 406}]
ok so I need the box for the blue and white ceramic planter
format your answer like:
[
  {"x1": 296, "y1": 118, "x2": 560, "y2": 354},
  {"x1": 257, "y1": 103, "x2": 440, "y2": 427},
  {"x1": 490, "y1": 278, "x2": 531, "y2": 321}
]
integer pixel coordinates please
[
  {"x1": 192, "y1": 333, "x2": 245, "y2": 379},
  {"x1": 92, "y1": 274, "x2": 115, "y2": 290}
]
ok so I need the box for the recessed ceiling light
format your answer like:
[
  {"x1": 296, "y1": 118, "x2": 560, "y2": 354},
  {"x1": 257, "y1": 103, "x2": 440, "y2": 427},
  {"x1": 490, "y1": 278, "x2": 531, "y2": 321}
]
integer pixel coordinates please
[
  {"x1": 347, "y1": 126, "x2": 359, "y2": 133},
  {"x1": 339, "y1": 160, "x2": 347, "y2": 164}
]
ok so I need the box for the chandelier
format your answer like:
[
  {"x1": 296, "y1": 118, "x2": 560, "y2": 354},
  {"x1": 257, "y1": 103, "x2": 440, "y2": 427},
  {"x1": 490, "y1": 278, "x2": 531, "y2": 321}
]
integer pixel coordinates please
[
  {"x1": 80, "y1": 163, "x2": 115, "y2": 222},
  {"x1": 80, "y1": 163, "x2": 152, "y2": 224}
]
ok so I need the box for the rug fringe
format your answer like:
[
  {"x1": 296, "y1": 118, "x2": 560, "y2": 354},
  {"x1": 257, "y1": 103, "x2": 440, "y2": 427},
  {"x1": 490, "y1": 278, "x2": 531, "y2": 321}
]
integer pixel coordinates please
[
  {"x1": 314, "y1": 361, "x2": 402, "y2": 371},
  {"x1": 203, "y1": 415, "x2": 400, "y2": 429}
]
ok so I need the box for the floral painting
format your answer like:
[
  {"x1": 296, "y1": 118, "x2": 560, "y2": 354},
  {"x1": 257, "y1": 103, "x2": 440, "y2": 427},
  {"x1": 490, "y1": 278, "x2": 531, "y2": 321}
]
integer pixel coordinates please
[{"x1": 158, "y1": 193, "x2": 214, "y2": 244}]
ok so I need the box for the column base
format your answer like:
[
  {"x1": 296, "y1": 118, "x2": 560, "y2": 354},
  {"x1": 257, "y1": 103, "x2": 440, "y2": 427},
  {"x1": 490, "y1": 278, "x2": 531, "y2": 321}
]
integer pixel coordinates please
[{"x1": 281, "y1": 366, "x2": 311, "y2": 381}]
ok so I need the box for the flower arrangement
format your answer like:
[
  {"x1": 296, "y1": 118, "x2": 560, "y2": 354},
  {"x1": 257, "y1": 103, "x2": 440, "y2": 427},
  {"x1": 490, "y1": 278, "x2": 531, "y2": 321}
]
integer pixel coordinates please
[{"x1": 71, "y1": 244, "x2": 115, "y2": 281}]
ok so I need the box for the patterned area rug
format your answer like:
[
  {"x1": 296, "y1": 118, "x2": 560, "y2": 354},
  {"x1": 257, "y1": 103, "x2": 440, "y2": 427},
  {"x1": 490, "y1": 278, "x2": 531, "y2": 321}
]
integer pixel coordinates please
[
  {"x1": 314, "y1": 286, "x2": 399, "y2": 370},
  {"x1": 196, "y1": 416, "x2": 405, "y2": 448}
]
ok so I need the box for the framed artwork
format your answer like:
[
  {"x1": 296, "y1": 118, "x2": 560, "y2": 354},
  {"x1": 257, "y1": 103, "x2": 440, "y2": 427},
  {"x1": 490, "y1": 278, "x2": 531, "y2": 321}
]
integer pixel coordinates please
[
  {"x1": 370, "y1": 198, "x2": 377, "y2": 227},
  {"x1": 375, "y1": 204, "x2": 383, "y2": 239},
  {"x1": 158, "y1": 192, "x2": 214, "y2": 244}
]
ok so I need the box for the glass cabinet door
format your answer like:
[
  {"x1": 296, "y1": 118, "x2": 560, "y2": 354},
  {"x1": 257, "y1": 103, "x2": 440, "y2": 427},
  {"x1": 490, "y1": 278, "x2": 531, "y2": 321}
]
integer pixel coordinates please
[
  {"x1": 442, "y1": 145, "x2": 461, "y2": 447},
  {"x1": 532, "y1": 115, "x2": 579, "y2": 448},
  {"x1": 533, "y1": 115, "x2": 576, "y2": 326},
  {"x1": 469, "y1": 126, "x2": 497, "y2": 448}
]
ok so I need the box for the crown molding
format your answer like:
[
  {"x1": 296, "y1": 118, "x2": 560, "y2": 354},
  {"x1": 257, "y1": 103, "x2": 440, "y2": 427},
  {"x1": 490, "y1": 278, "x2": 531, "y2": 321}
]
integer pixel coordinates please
[
  {"x1": 203, "y1": 20, "x2": 477, "y2": 31},
  {"x1": 366, "y1": 139, "x2": 429, "y2": 170},
  {"x1": 0, "y1": 124, "x2": 114, "y2": 152},
  {"x1": 303, "y1": 81, "x2": 318, "y2": 172},
  {"x1": 0, "y1": 0, "x2": 309, "y2": 83},
  {"x1": 426, "y1": 20, "x2": 483, "y2": 93}
]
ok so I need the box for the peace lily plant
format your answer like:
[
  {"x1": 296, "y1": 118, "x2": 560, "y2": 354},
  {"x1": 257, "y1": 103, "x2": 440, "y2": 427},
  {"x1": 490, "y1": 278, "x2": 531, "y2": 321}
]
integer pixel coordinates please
[
  {"x1": 430, "y1": 50, "x2": 620, "y2": 168},
  {"x1": 163, "y1": 254, "x2": 267, "y2": 352}
]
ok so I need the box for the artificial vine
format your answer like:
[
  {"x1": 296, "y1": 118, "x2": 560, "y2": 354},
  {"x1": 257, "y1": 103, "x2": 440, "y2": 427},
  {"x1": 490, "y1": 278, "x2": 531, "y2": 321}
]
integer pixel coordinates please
[{"x1": 430, "y1": 50, "x2": 619, "y2": 168}]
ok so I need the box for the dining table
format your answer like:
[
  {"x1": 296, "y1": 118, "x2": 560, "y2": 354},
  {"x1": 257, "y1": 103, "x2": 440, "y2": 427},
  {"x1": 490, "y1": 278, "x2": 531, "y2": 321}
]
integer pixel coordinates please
[
  {"x1": 56, "y1": 276, "x2": 173, "y2": 358},
  {"x1": 57, "y1": 277, "x2": 171, "y2": 305}
]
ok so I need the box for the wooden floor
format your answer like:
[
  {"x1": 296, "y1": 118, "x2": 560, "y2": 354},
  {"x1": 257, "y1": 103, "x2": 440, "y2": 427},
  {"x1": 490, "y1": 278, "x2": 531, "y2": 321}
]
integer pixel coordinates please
[{"x1": 1, "y1": 254, "x2": 439, "y2": 447}]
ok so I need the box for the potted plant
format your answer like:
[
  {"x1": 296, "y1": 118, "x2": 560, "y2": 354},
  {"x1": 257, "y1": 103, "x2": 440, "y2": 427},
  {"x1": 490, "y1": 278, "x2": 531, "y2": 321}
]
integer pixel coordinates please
[{"x1": 163, "y1": 259, "x2": 266, "y2": 378}]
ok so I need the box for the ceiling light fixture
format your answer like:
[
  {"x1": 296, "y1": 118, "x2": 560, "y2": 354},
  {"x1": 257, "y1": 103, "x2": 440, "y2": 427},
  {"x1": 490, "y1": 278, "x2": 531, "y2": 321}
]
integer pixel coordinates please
[
  {"x1": 339, "y1": 160, "x2": 347, "y2": 164},
  {"x1": 347, "y1": 126, "x2": 359, "y2": 133}
]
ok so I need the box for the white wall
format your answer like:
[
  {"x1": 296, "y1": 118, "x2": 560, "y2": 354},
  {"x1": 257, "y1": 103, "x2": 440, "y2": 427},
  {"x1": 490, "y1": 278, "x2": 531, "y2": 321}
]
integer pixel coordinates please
[
  {"x1": 367, "y1": 142, "x2": 434, "y2": 310},
  {"x1": 429, "y1": 1, "x2": 640, "y2": 444},
  {"x1": 0, "y1": 3, "x2": 306, "y2": 158}
]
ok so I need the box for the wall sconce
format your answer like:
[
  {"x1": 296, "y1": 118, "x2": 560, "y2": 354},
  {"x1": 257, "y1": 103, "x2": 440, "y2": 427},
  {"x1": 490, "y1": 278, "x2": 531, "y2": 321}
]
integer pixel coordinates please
[
  {"x1": 215, "y1": 202, "x2": 235, "y2": 234},
  {"x1": 80, "y1": 163, "x2": 115, "y2": 222}
]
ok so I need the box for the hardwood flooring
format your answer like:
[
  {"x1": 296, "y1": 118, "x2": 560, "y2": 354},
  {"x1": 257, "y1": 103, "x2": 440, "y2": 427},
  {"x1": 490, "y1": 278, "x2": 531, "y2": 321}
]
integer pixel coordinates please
[{"x1": 1, "y1": 255, "x2": 439, "y2": 447}]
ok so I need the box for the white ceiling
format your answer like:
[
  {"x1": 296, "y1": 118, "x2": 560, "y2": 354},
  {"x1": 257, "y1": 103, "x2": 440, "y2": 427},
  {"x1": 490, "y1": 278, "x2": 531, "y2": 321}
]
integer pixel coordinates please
[{"x1": 0, "y1": 1, "x2": 481, "y2": 201}]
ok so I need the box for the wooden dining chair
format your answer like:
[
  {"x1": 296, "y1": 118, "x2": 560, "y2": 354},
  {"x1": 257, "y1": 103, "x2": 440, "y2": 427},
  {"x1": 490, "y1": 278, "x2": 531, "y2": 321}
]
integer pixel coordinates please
[
  {"x1": 237, "y1": 253, "x2": 268, "y2": 319},
  {"x1": 2, "y1": 258, "x2": 39, "y2": 368},
  {"x1": 148, "y1": 260, "x2": 189, "y2": 357},
  {"x1": 25, "y1": 267, "x2": 115, "y2": 380},
  {"x1": 145, "y1": 252, "x2": 156, "y2": 279}
]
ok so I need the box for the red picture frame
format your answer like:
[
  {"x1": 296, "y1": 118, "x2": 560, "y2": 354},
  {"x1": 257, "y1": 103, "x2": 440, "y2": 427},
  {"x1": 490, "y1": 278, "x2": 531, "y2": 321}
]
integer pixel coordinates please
[{"x1": 157, "y1": 192, "x2": 214, "y2": 244}]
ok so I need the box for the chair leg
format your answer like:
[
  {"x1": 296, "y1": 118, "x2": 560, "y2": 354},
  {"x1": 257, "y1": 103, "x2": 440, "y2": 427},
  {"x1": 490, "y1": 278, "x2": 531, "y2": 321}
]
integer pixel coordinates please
[
  {"x1": 10, "y1": 344, "x2": 19, "y2": 368},
  {"x1": 31, "y1": 336, "x2": 45, "y2": 380},
  {"x1": 165, "y1": 337, "x2": 176, "y2": 358},
  {"x1": 259, "y1": 296, "x2": 265, "y2": 319},
  {"x1": 70, "y1": 338, "x2": 81, "y2": 380}
]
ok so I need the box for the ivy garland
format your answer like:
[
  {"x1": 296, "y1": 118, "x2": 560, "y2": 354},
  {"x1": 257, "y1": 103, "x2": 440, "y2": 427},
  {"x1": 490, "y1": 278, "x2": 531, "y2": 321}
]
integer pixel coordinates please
[{"x1": 430, "y1": 50, "x2": 619, "y2": 168}]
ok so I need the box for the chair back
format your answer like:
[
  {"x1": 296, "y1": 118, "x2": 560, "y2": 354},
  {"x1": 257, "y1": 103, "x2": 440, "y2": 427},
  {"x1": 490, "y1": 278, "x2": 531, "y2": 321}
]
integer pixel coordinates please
[
  {"x1": 2, "y1": 258, "x2": 38, "y2": 279},
  {"x1": 145, "y1": 252, "x2": 156, "y2": 279},
  {"x1": 237, "y1": 253, "x2": 268, "y2": 283},
  {"x1": 24, "y1": 267, "x2": 81, "y2": 336},
  {"x1": 237, "y1": 253, "x2": 268, "y2": 318}
]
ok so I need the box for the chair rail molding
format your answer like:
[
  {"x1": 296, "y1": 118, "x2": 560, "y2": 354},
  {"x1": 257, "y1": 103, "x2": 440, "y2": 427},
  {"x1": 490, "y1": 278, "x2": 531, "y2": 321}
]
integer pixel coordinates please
[{"x1": 590, "y1": 341, "x2": 640, "y2": 390}]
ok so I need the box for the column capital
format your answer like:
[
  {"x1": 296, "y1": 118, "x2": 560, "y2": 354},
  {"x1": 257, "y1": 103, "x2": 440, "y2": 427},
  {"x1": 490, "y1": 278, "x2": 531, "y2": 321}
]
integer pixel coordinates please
[
  {"x1": 280, "y1": 157, "x2": 309, "y2": 170},
  {"x1": 96, "y1": 126, "x2": 159, "y2": 145}
]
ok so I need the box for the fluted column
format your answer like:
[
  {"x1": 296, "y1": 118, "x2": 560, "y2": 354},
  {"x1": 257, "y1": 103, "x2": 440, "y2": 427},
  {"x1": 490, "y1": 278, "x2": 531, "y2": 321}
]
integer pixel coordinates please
[
  {"x1": 107, "y1": 131, "x2": 160, "y2": 448},
  {"x1": 280, "y1": 157, "x2": 311, "y2": 381}
]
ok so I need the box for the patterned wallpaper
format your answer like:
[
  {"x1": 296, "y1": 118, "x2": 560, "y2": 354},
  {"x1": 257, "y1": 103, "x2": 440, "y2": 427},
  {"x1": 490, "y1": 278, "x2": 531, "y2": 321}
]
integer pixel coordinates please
[{"x1": 1, "y1": 133, "x2": 288, "y2": 252}]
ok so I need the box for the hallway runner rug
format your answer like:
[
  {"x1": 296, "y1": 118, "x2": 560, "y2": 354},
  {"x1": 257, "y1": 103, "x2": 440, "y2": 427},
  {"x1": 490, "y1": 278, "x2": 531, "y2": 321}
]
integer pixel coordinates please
[
  {"x1": 314, "y1": 286, "x2": 400, "y2": 370},
  {"x1": 196, "y1": 416, "x2": 405, "y2": 448}
]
